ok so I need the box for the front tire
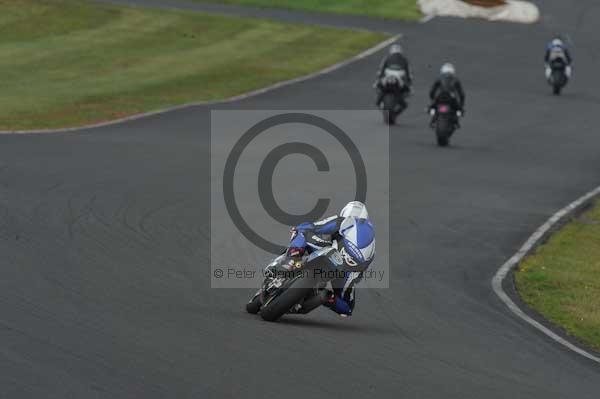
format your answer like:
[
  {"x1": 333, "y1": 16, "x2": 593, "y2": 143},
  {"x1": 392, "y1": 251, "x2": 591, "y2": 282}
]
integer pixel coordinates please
[
  {"x1": 246, "y1": 294, "x2": 261, "y2": 314},
  {"x1": 551, "y1": 71, "x2": 566, "y2": 95},
  {"x1": 260, "y1": 276, "x2": 314, "y2": 322}
]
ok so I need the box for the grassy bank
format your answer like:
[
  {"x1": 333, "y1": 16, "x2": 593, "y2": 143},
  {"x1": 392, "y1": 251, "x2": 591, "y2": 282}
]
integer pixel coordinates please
[
  {"x1": 197, "y1": 0, "x2": 422, "y2": 20},
  {"x1": 0, "y1": 0, "x2": 386, "y2": 130},
  {"x1": 516, "y1": 199, "x2": 600, "y2": 351}
]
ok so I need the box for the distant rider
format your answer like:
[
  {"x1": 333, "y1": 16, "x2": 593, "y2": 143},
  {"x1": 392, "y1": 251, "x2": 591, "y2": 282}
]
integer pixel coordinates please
[
  {"x1": 545, "y1": 37, "x2": 572, "y2": 79},
  {"x1": 428, "y1": 63, "x2": 465, "y2": 125},
  {"x1": 374, "y1": 44, "x2": 413, "y2": 107},
  {"x1": 281, "y1": 201, "x2": 375, "y2": 317}
]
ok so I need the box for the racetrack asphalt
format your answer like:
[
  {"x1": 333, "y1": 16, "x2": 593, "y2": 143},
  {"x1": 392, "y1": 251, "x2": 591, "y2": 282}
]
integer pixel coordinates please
[{"x1": 2, "y1": 0, "x2": 600, "y2": 397}]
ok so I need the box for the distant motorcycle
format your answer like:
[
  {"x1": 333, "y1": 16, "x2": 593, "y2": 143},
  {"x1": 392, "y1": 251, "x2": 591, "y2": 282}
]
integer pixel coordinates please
[
  {"x1": 429, "y1": 101, "x2": 462, "y2": 147},
  {"x1": 379, "y1": 68, "x2": 409, "y2": 125},
  {"x1": 547, "y1": 58, "x2": 569, "y2": 95},
  {"x1": 246, "y1": 247, "x2": 348, "y2": 322}
]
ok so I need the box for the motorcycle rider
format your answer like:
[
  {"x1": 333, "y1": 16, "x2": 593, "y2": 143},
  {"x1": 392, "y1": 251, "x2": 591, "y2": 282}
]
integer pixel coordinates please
[
  {"x1": 544, "y1": 37, "x2": 572, "y2": 79},
  {"x1": 272, "y1": 201, "x2": 375, "y2": 317},
  {"x1": 374, "y1": 44, "x2": 413, "y2": 107},
  {"x1": 428, "y1": 63, "x2": 465, "y2": 126}
]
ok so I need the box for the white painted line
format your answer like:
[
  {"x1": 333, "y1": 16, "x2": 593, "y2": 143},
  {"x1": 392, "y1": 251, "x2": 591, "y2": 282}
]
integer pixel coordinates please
[
  {"x1": 492, "y1": 185, "x2": 600, "y2": 364},
  {"x1": 0, "y1": 34, "x2": 401, "y2": 135}
]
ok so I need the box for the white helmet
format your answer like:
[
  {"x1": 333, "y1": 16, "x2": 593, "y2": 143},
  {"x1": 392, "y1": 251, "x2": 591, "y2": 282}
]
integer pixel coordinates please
[
  {"x1": 551, "y1": 38, "x2": 564, "y2": 47},
  {"x1": 389, "y1": 44, "x2": 403, "y2": 55},
  {"x1": 340, "y1": 201, "x2": 369, "y2": 219},
  {"x1": 440, "y1": 63, "x2": 455, "y2": 75}
]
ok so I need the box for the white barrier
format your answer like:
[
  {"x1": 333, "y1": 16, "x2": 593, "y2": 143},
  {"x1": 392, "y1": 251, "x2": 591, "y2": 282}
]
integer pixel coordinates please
[{"x1": 418, "y1": 0, "x2": 540, "y2": 23}]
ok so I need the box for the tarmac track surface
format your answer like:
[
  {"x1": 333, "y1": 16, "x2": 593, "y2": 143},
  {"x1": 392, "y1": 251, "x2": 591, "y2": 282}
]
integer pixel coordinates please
[{"x1": 1, "y1": 0, "x2": 600, "y2": 397}]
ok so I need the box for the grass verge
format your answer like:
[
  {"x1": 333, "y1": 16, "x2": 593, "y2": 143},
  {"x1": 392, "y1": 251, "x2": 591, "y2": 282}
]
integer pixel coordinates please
[
  {"x1": 0, "y1": 0, "x2": 386, "y2": 130},
  {"x1": 196, "y1": 0, "x2": 422, "y2": 21},
  {"x1": 515, "y1": 199, "x2": 600, "y2": 351}
]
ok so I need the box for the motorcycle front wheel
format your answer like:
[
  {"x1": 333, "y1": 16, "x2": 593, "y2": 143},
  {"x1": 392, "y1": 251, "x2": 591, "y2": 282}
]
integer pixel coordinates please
[
  {"x1": 246, "y1": 294, "x2": 261, "y2": 314},
  {"x1": 260, "y1": 275, "x2": 315, "y2": 322},
  {"x1": 551, "y1": 71, "x2": 566, "y2": 95}
]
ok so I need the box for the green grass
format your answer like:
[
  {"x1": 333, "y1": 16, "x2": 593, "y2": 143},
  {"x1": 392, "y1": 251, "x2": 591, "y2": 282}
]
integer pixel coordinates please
[
  {"x1": 516, "y1": 200, "x2": 600, "y2": 351},
  {"x1": 0, "y1": 0, "x2": 386, "y2": 130},
  {"x1": 197, "y1": 0, "x2": 422, "y2": 20}
]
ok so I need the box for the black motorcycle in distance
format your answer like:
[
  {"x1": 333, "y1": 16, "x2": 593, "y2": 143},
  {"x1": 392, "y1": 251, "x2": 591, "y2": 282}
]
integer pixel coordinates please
[
  {"x1": 379, "y1": 68, "x2": 409, "y2": 125},
  {"x1": 429, "y1": 102, "x2": 461, "y2": 147}
]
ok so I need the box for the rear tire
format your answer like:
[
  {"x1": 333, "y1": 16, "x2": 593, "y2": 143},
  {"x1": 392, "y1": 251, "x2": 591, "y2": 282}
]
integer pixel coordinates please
[
  {"x1": 436, "y1": 117, "x2": 451, "y2": 147},
  {"x1": 382, "y1": 111, "x2": 394, "y2": 125},
  {"x1": 260, "y1": 276, "x2": 314, "y2": 322},
  {"x1": 382, "y1": 94, "x2": 397, "y2": 125},
  {"x1": 553, "y1": 84, "x2": 561, "y2": 95}
]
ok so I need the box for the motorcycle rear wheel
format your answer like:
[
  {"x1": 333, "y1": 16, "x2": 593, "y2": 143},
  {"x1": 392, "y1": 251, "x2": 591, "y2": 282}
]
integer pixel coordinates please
[
  {"x1": 436, "y1": 117, "x2": 452, "y2": 147},
  {"x1": 553, "y1": 84, "x2": 562, "y2": 95},
  {"x1": 382, "y1": 93, "x2": 397, "y2": 125}
]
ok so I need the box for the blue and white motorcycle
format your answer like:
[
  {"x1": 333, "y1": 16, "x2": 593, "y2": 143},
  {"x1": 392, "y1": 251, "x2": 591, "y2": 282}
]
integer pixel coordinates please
[{"x1": 246, "y1": 246, "x2": 349, "y2": 322}]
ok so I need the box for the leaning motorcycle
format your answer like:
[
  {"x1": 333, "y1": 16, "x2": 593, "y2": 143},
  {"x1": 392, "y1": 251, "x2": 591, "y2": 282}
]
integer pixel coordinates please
[
  {"x1": 246, "y1": 247, "x2": 351, "y2": 322},
  {"x1": 547, "y1": 59, "x2": 568, "y2": 95},
  {"x1": 379, "y1": 68, "x2": 409, "y2": 125},
  {"x1": 429, "y1": 102, "x2": 461, "y2": 147}
]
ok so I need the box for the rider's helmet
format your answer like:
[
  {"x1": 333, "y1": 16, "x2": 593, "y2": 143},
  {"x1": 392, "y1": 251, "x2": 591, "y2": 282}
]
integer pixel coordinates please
[
  {"x1": 389, "y1": 44, "x2": 403, "y2": 55},
  {"x1": 551, "y1": 38, "x2": 564, "y2": 48},
  {"x1": 340, "y1": 201, "x2": 369, "y2": 220},
  {"x1": 440, "y1": 63, "x2": 456, "y2": 76}
]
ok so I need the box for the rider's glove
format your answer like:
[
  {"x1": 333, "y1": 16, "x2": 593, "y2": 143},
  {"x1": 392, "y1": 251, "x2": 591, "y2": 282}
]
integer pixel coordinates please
[
  {"x1": 287, "y1": 247, "x2": 305, "y2": 257},
  {"x1": 288, "y1": 230, "x2": 307, "y2": 256}
]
